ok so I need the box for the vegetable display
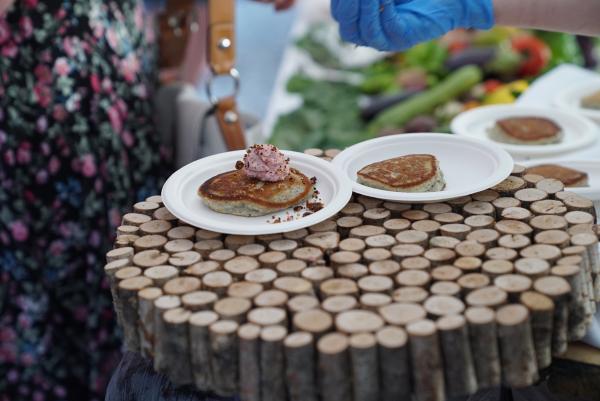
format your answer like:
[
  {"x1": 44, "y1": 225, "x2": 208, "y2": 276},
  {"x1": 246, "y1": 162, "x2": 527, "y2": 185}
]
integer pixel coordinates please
[
  {"x1": 367, "y1": 66, "x2": 483, "y2": 135},
  {"x1": 270, "y1": 24, "x2": 596, "y2": 151}
]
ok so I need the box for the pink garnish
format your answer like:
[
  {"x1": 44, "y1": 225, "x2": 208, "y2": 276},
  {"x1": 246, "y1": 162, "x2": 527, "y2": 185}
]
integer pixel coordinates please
[{"x1": 242, "y1": 144, "x2": 290, "y2": 182}]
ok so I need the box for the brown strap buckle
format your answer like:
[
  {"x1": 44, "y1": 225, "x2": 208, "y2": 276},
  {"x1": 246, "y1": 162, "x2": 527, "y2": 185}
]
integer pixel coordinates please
[
  {"x1": 205, "y1": 68, "x2": 240, "y2": 106},
  {"x1": 207, "y1": 0, "x2": 246, "y2": 151}
]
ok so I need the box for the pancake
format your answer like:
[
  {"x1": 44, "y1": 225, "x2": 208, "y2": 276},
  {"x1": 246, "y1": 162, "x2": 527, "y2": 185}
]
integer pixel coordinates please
[
  {"x1": 581, "y1": 90, "x2": 600, "y2": 110},
  {"x1": 357, "y1": 154, "x2": 445, "y2": 192},
  {"x1": 199, "y1": 168, "x2": 313, "y2": 217},
  {"x1": 526, "y1": 164, "x2": 588, "y2": 187},
  {"x1": 488, "y1": 117, "x2": 562, "y2": 145}
]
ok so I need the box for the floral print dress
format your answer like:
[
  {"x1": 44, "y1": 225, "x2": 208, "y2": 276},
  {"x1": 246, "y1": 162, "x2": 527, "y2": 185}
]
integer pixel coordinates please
[{"x1": 0, "y1": 1, "x2": 169, "y2": 400}]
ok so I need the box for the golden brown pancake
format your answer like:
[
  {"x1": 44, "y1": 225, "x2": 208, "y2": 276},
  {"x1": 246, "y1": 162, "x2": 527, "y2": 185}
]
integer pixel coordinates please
[
  {"x1": 526, "y1": 164, "x2": 588, "y2": 187},
  {"x1": 491, "y1": 117, "x2": 562, "y2": 145},
  {"x1": 198, "y1": 168, "x2": 313, "y2": 216},
  {"x1": 581, "y1": 90, "x2": 600, "y2": 110},
  {"x1": 357, "y1": 154, "x2": 445, "y2": 192}
]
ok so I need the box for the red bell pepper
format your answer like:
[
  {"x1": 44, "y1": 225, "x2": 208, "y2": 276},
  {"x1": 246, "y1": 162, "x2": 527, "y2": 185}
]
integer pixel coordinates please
[
  {"x1": 483, "y1": 79, "x2": 502, "y2": 93},
  {"x1": 511, "y1": 35, "x2": 551, "y2": 77}
]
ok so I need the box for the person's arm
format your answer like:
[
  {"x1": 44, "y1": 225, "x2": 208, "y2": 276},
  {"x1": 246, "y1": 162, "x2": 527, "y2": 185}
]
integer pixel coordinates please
[
  {"x1": 331, "y1": 0, "x2": 600, "y2": 52},
  {"x1": 494, "y1": 0, "x2": 600, "y2": 36}
]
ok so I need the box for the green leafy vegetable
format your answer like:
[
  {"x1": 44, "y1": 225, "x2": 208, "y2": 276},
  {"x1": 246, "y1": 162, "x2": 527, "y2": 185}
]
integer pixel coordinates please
[
  {"x1": 403, "y1": 42, "x2": 449, "y2": 74},
  {"x1": 295, "y1": 24, "x2": 342, "y2": 69},
  {"x1": 269, "y1": 74, "x2": 369, "y2": 150}
]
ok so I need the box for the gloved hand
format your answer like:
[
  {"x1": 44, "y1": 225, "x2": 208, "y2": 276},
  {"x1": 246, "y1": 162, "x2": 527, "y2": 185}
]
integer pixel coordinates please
[{"x1": 331, "y1": 0, "x2": 495, "y2": 51}]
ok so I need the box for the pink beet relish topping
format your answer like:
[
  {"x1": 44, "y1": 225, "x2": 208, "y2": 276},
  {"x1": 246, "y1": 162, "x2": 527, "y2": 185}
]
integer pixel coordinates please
[{"x1": 242, "y1": 144, "x2": 290, "y2": 182}]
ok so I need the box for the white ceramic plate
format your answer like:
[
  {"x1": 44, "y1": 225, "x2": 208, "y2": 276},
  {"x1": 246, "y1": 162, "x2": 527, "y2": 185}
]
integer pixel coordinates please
[
  {"x1": 553, "y1": 80, "x2": 600, "y2": 124},
  {"x1": 332, "y1": 133, "x2": 514, "y2": 202},
  {"x1": 451, "y1": 105, "x2": 599, "y2": 158},
  {"x1": 519, "y1": 159, "x2": 600, "y2": 201},
  {"x1": 161, "y1": 151, "x2": 352, "y2": 235}
]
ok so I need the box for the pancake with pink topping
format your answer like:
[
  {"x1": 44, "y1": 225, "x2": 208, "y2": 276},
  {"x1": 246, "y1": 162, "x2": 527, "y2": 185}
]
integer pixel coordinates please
[
  {"x1": 243, "y1": 144, "x2": 290, "y2": 182},
  {"x1": 198, "y1": 145, "x2": 313, "y2": 217}
]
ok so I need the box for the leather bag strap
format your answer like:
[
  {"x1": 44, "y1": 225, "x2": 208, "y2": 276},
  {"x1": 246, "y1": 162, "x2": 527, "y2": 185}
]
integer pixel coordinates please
[
  {"x1": 207, "y1": 0, "x2": 246, "y2": 151},
  {"x1": 215, "y1": 96, "x2": 247, "y2": 150},
  {"x1": 208, "y1": 0, "x2": 235, "y2": 75}
]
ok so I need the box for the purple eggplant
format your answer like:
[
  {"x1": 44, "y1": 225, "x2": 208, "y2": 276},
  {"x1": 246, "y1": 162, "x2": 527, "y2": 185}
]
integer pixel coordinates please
[
  {"x1": 403, "y1": 115, "x2": 437, "y2": 133},
  {"x1": 576, "y1": 35, "x2": 597, "y2": 69},
  {"x1": 359, "y1": 89, "x2": 422, "y2": 121},
  {"x1": 445, "y1": 47, "x2": 496, "y2": 71}
]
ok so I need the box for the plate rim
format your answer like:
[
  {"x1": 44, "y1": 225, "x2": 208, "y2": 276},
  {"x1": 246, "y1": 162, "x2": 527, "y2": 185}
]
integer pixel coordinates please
[
  {"x1": 331, "y1": 133, "x2": 514, "y2": 202},
  {"x1": 161, "y1": 150, "x2": 353, "y2": 235},
  {"x1": 553, "y1": 80, "x2": 600, "y2": 121},
  {"x1": 450, "y1": 104, "x2": 599, "y2": 157}
]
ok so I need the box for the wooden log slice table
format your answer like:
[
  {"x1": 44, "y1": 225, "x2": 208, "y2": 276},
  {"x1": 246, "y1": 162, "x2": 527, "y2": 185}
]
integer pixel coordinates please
[{"x1": 105, "y1": 151, "x2": 600, "y2": 401}]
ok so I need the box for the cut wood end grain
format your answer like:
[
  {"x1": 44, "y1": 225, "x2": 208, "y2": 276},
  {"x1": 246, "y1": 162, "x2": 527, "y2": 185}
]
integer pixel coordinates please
[
  {"x1": 138, "y1": 287, "x2": 163, "y2": 300},
  {"x1": 115, "y1": 266, "x2": 142, "y2": 280},
  {"x1": 210, "y1": 319, "x2": 239, "y2": 334},
  {"x1": 406, "y1": 319, "x2": 436, "y2": 337},
  {"x1": 424, "y1": 295, "x2": 465, "y2": 317},
  {"x1": 465, "y1": 286, "x2": 507, "y2": 308},
  {"x1": 119, "y1": 276, "x2": 153, "y2": 291},
  {"x1": 165, "y1": 252, "x2": 202, "y2": 268},
  {"x1": 465, "y1": 306, "x2": 495, "y2": 325},
  {"x1": 284, "y1": 331, "x2": 313, "y2": 348},
  {"x1": 317, "y1": 332, "x2": 349, "y2": 354},
  {"x1": 237, "y1": 322, "x2": 261, "y2": 340},
  {"x1": 379, "y1": 302, "x2": 426, "y2": 326},
  {"x1": 214, "y1": 297, "x2": 252, "y2": 319},
  {"x1": 293, "y1": 309, "x2": 333, "y2": 334},
  {"x1": 227, "y1": 282, "x2": 264, "y2": 299},
  {"x1": 163, "y1": 307, "x2": 191, "y2": 324},
  {"x1": 261, "y1": 325, "x2": 288, "y2": 342},
  {"x1": 154, "y1": 295, "x2": 181, "y2": 310},
  {"x1": 496, "y1": 304, "x2": 529, "y2": 326},
  {"x1": 349, "y1": 332, "x2": 376, "y2": 349},
  {"x1": 322, "y1": 295, "x2": 358, "y2": 314},
  {"x1": 375, "y1": 326, "x2": 407, "y2": 348},
  {"x1": 182, "y1": 291, "x2": 218, "y2": 310},
  {"x1": 533, "y1": 276, "x2": 571, "y2": 298},
  {"x1": 163, "y1": 277, "x2": 202, "y2": 296},
  {"x1": 360, "y1": 293, "x2": 392, "y2": 310},
  {"x1": 287, "y1": 295, "x2": 320, "y2": 313},
  {"x1": 254, "y1": 289, "x2": 288, "y2": 308},
  {"x1": 436, "y1": 314, "x2": 466, "y2": 331},
  {"x1": 247, "y1": 307, "x2": 287, "y2": 326},
  {"x1": 520, "y1": 291, "x2": 553, "y2": 311},
  {"x1": 494, "y1": 274, "x2": 532, "y2": 294},
  {"x1": 392, "y1": 287, "x2": 429, "y2": 303},
  {"x1": 335, "y1": 310, "x2": 384, "y2": 334}
]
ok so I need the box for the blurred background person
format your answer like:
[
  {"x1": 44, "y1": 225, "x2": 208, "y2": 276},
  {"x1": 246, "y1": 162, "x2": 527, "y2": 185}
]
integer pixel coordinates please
[{"x1": 0, "y1": 1, "x2": 292, "y2": 400}]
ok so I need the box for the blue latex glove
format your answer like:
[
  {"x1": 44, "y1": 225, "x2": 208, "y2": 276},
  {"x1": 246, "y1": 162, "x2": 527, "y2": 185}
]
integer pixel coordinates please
[{"x1": 331, "y1": 0, "x2": 495, "y2": 51}]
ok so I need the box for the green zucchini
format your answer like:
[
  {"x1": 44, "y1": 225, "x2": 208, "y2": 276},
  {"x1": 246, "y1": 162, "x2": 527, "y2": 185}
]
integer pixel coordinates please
[{"x1": 367, "y1": 65, "x2": 483, "y2": 135}]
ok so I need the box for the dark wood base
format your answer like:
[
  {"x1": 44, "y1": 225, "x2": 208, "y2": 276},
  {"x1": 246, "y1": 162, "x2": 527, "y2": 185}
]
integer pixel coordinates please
[{"x1": 106, "y1": 352, "x2": 600, "y2": 401}]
